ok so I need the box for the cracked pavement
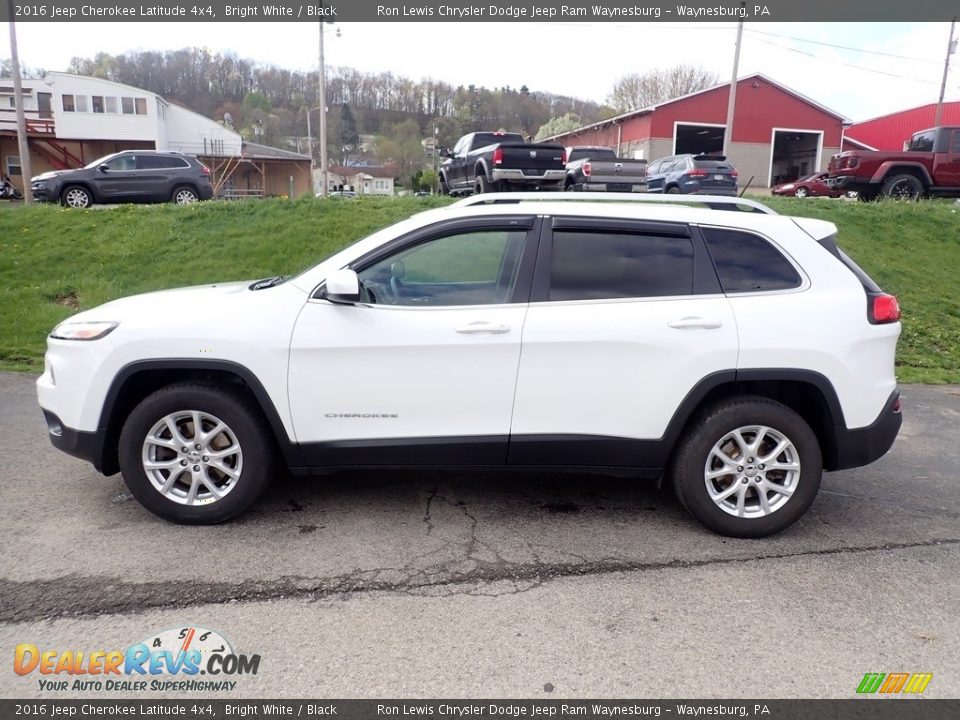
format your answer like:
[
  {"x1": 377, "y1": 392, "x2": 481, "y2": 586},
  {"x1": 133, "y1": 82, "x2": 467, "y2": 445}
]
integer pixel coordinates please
[{"x1": 1, "y1": 372, "x2": 959, "y2": 697}]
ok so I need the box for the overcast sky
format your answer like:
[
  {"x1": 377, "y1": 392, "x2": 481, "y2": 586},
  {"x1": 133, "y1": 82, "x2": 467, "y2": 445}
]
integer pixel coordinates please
[{"x1": 5, "y1": 21, "x2": 958, "y2": 122}]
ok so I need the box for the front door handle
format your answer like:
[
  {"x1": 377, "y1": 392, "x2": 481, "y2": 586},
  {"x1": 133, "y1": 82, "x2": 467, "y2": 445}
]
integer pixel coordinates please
[
  {"x1": 455, "y1": 321, "x2": 510, "y2": 335},
  {"x1": 668, "y1": 316, "x2": 723, "y2": 330}
]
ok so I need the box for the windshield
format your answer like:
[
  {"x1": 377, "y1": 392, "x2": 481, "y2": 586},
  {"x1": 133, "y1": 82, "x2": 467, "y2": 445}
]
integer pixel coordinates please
[{"x1": 84, "y1": 153, "x2": 119, "y2": 169}]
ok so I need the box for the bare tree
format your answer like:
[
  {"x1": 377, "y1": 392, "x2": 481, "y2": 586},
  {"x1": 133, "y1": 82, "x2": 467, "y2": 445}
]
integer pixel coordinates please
[{"x1": 607, "y1": 65, "x2": 720, "y2": 113}]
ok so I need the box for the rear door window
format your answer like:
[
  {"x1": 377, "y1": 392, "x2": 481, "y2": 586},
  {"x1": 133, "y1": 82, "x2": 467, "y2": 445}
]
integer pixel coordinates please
[
  {"x1": 702, "y1": 228, "x2": 801, "y2": 293},
  {"x1": 549, "y1": 230, "x2": 694, "y2": 301}
]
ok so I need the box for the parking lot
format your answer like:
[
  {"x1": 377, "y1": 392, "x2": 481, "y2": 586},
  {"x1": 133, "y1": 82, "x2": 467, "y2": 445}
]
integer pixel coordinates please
[{"x1": 1, "y1": 371, "x2": 958, "y2": 698}]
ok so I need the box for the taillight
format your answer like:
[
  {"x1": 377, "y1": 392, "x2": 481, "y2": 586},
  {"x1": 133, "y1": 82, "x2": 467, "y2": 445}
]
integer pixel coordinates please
[
  {"x1": 200, "y1": 166, "x2": 211, "y2": 176},
  {"x1": 869, "y1": 293, "x2": 901, "y2": 324},
  {"x1": 560, "y1": 149, "x2": 566, "y2": 164},
  {"x1": 838, "y1": 156, "x2": 859, "y2": 170},
  {"x1": 582, "y1": 161, "x2": 591, "y2": 177},
  {"x1": 687, "y1": 168, "x2": 708, "y2": 177},
  {"x1": 493, "y1": 148, "x2": 503, "y2": 165},
  {"x1": 891, "y1": 396, "x2": 901, "y2": 413},
  {"x1": 730, "y1": 169, "x2": 739, "y2": 179}
]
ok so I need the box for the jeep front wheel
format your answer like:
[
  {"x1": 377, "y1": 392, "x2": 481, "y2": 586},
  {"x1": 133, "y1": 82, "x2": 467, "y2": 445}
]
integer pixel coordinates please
[
  {"x1": 671, "y1": 396, "x2": 822, "y2": 537},
  {"x1": 118, "y1": 383, "x2": 275, "y2": 524}
]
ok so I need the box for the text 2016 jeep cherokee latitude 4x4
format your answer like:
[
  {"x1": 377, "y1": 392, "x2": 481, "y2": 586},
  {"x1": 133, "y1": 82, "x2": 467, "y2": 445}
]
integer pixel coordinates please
[{"x1": 37, "y1": 194, "x2": 902, "y2": 537}]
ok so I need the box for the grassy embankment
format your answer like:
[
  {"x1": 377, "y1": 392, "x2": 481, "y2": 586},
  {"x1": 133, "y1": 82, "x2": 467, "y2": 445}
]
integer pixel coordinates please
[{"x1": 0, "y1": 195, "x2": 957, "y2": 382}]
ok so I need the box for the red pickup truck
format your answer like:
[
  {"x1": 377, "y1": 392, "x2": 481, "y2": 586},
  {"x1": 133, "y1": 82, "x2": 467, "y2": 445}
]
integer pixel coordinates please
[{"x1": 827, "y1": 126, "x2": 960, "y2": 200}]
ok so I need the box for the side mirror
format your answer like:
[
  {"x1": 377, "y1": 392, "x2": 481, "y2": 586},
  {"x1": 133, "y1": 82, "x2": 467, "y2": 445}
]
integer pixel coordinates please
[
  {"x1": 98, "y1": 164, "x2": 109, "y2": 173},
  {"x1": 324, "y1": 268, "x2": 361, "y2": 304}
]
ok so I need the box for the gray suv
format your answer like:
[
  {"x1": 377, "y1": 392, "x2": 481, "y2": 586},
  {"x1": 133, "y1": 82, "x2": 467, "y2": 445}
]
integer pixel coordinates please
[
  {"x1": 645, "y1": 154, "x2": 739, "y2": 196},
  {"x1": 31, "y1": 150, "x2": 215, "y2": 208}
]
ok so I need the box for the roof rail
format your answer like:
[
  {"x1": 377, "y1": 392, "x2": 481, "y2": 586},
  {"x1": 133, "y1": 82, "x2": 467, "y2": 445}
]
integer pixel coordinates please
[{"x1": 450, "y1": 192, "x2": 777, "y2": 215}]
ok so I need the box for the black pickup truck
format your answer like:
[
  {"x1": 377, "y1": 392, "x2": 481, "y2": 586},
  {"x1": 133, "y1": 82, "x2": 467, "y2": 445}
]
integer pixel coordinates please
[{"x1": 439, "y1": 131, "x2": 566, "y2": 195}]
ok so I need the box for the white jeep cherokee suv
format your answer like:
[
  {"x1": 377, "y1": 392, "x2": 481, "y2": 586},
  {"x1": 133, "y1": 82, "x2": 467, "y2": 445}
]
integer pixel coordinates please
[{"x1": 37, "y1": 194, "x2": 902, "y2": 537}]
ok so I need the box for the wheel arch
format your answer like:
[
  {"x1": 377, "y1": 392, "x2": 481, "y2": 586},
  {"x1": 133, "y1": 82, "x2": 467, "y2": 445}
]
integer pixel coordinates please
[
  {"x1": 663, "y1": 369, "x2": 845, "y2": 472},
  {"x1": 97, "y1": 359, "x2": 302, "y2": 475},
  {"x1": 871, "y1": 163, "x2": 932, "y2": 188}
]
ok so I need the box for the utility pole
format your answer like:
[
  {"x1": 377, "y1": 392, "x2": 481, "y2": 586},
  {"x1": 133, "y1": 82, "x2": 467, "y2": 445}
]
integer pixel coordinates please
[
  {"x1": 7, "y1": 3, "x2": 33, "y2": 203},
  {"x1": 318, "y1": 21, "x2": 329, "y2": 198},
  {"x1": 934, "y1": 17, "x2": 957, "y2": 128},
  {"x1": 723, "y1": 5, "x2": 745, "y2": 158}
]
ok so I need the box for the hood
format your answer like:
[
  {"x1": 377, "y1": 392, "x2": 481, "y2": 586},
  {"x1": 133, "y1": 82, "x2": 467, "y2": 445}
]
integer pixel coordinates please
[
  {"x1": 71, "y1": 281, "x2": 255, "y2": 324},
  {"x1": 32, "y1": 170, "x2": 67, "y2": 182}
]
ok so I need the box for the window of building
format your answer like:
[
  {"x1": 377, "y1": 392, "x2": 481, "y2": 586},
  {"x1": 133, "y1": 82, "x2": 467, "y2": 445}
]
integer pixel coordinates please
[
  {"x1": 121, "y1": 97, "x2": 134, "y2": 114},
  {"x1": 134, "y1": 98, "x2": 147, "y2": 115},
  {"x1": 62, "y1": 94, "x2": 76, "y2": 112},
  {"x1": 702, "y1": 228, "x2": 801, "y2": 293},
  {"x1": 75, "y1": 96, "x2": 89, "y2": 112},
  {"x1": 549, "y1": 231, "x2": 694, "y2": 301},
  {"x1": 104, "y1": 97, "x2": 119, "y2": 114},
  {"x1": 7, "y1": 97, "x2": 15, "y2": 109},
  {"x1": 6, "y1": 155, "x2": 22, "y2": 176},
  {"x1": 91, "y1": 96, "x2": 104, "y2": 113}
]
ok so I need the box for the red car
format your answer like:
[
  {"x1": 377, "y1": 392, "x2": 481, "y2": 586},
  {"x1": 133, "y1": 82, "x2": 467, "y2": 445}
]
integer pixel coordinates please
[{"x1": 771, "y1": 172, "x2": 842, "y2": 198}]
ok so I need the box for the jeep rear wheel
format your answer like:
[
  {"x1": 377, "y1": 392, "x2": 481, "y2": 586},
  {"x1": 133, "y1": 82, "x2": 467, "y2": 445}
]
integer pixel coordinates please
[
  {"x1": 881, "y1": 173, "x2": 923, "y2": 201},
  {"x1": 172, "y1": 186, "x2": 199, "y2": 205},
  {"x1": 671, "y1": 396, "x2": 822, "y2": 537},
  {"x1": 118, "y1": 383, "x2": 275, "y2": 524}
]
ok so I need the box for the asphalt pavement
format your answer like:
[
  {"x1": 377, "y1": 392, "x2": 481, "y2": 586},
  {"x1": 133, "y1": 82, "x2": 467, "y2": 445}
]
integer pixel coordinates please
[{"x1": 1, "y1": 371, "x2": 958, "y2": 698}]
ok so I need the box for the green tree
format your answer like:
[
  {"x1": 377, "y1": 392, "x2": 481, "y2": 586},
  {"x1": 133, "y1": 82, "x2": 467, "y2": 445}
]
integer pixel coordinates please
[
  {"x1": 534, "y1": 113, "x2": 583, "y2": 141},
  {"x1": 375, "y1": 119, "x2": 425, "y2": 188},
  {"x1": 337, "y1": 103, "x2": 361, "y2": 165},
  {"x1": 607, "y1": 65, "x2": 719, "y2": 113}
]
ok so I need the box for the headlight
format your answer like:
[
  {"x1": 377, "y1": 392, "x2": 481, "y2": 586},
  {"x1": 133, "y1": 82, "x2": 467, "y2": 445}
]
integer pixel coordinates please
[
  {"x1": 781, "y1": 184, "x2": 795, "y2": 190},
  {"x1": 49, "y1": 321, "x2": 119, "y2": 341}
]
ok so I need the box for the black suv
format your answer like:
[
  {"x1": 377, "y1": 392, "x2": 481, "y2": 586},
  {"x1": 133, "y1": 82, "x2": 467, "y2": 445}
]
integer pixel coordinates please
[
  {"x1": 31, "y1": 151, "x2": 215, "y2": 208},
  {"x1": 645, "y1": 154, "x2": 739, "y2": 196}
]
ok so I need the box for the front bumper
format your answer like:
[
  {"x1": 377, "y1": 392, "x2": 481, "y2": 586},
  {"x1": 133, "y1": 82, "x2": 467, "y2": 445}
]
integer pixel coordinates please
[
  {"x1": 30, "y1": 184, "x2": 56, "y2": 202},
  {"x1": 42, "y1": 410, "x2": 109, "y2": 473},
  {"x1": 830, "y1": 389, "x2": 902, "y2": 470}
]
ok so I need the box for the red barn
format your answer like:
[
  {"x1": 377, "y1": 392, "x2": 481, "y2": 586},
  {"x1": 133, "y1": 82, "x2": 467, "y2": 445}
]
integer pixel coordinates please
[
  {"x1": 844, "y1": 101, "x2": 960, "y2": 151},
  {"x1": 543, "y1": 73, "x2": 848, "y2": 188}
]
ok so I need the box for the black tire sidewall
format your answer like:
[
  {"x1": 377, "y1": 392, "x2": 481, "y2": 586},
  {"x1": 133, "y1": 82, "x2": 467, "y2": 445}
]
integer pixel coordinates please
[
  {"x1": 674, "y1": 400, "x2": 822, "y2": 538},
  {"x1": 118, "y1": 385, "x2": 273, "y2": 524}
]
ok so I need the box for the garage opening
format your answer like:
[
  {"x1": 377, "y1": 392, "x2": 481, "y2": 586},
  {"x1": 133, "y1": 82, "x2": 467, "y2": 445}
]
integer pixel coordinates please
[
  {"x1": 674, "y1": 123, "x2": 726, "y2": 156},
  {"x1": 770, "y1": 130, "x2": 822, "y2": 186}
]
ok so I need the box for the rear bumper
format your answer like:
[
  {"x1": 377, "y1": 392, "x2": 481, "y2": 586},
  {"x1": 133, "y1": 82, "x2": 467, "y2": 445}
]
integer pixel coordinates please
[
  {"x1": 825, "y1": 175, "x2": 870, "y2": 189},
  {"x1": 579, "y1": 181, "x2": 647, "y2": 192},
  {"x1": 491, "y1": 169, "x2": 565, "y2": 183},
  {"x1": 197, "y1": 184, "x2": 215, "y2": 200},
  {"x1": 830, "y1": 389, "x2": 902, "y2": 471}
]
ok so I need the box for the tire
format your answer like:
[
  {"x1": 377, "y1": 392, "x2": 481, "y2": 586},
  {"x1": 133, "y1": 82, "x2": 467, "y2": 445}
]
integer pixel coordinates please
[
  {"x1": 61, "y1": 185, "x2": 92, "y2": 208},
  {"x1": 439, "y1": 176, "x2": 450, "y2": 196},
  {"x1": 671, "y1": 396, "x2": 822, "y2": 538},
  {"x1": 794, "y1": 187, "x2": 808, "y2": 198},
  {"x1": 118, "y1": 383, "x2": 276, "y2": 524},
  {"x1": 12, "y1": 188, "x2": 23, "y2": 200},
  {"x1": 880, "y1": 173, "x2": 923, "y2": 201},
  {"x1": 666, "y1": 185, "x2": 681, "y2": 195},
  {"x1": 475, "y1": 172, "x2": 492, "y2": 195},
  {"x1": 172, "y1": 186, "x2": 199, "y2": 205},
  {"x1": 565, "y1": 180, "x2": 577, "y2": 192}
]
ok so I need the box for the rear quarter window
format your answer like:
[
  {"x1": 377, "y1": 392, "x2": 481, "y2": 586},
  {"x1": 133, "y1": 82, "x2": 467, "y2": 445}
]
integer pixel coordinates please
[{"x1": 702, "y1": 227, "x2": 801, "y2": 293}]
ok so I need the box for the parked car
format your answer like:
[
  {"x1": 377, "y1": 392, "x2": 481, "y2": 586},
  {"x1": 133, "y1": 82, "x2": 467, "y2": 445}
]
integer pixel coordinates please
[
  {"x1": 772, "y1": 172, "x2": 843, "y2": 198},
  {"x1": 317, "y1": 190, "x2": 357, "y2": 199},
  {"x1": 31, "y1": 150, "x2": 214, "y2": 208},
  {"x1": 38, "y1": 193, "x2": 902, "y2": 537},
  {"x1": 439, "y1": 131, "x2": 566, "y2": 195},
  {"x1": 564, "y1": 146, "x2": 647, "y2": 192},
  {"x1": 645, "y1": 154, "x2": 739, "y2": 196},
  {"x1": 827, "y1": 126, "x2": 960, "y2": 201}
]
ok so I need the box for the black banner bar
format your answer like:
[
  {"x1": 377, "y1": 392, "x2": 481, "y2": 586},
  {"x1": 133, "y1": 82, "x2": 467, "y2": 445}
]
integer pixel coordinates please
[
  {"x1": 2, "y1": 700, "x2": 960, "y2": 720},
  {"x1": 0, "y1": 0, "x2": 956, "y2": 23}
]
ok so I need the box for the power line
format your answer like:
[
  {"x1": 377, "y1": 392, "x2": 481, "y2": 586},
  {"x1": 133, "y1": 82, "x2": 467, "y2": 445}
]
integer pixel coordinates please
[
  {"x1": 750, "y1": 37, "x2": 943, "y2": 85},
  {"x1": 745, "y1": 28, "x2": 941, "y2": 64}
]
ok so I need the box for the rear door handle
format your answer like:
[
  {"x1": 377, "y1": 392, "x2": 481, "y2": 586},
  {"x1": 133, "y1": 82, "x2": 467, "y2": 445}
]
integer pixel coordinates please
[
  {"x1": 668, "y1": 316, "x2": 723, "y2": 330},
  {"x1": 455, "y1": 321, "x2": 510, "y2": 335}
]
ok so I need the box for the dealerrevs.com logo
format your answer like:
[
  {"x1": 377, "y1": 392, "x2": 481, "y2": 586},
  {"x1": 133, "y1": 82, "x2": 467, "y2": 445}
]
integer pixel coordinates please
[
  {"x1": 856, "y1": 672, "x2": 933, "y2": 695},
  {"x1": 13, "y1": 626, "x2": 260, "y2": 692}
]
